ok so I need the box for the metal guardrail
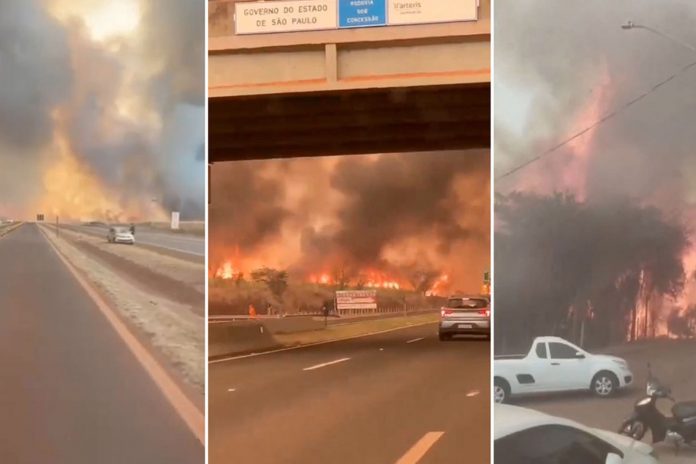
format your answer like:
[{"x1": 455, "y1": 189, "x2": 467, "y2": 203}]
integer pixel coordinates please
[{"x1": 209, "y1": 306, "x2": 440, "y2": 322}]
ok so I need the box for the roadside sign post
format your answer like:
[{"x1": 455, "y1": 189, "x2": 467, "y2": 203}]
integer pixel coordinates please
[{"x1": 171, "y1": 211, "x2": 180, "y2": 230}]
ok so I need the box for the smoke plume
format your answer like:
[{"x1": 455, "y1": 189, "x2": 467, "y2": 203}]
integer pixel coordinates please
[
  {"x1": 210, "y1": 151, "x2": 490, "y2": 294},
  {"x1": 0, "y1": 0, "x2": 204, "y2": 221}
]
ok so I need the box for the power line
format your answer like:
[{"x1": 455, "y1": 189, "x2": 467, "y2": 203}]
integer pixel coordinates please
[{"x1": 496, "y1": 58, "x2": 696, "y2": 182}]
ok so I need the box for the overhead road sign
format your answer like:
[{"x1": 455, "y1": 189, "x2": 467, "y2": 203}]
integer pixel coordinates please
[
  {"x1": 339, "y1": 0, "x2": 386, "y2": 28},
  {"x1": 234, "y1": 0, "x2": 478, "y2": 34},
  {"x1": 235, "y1": 0, "x2": 338, "y2": 35},
  {"x1": 387, "y1": 0, "x2": 478, "y2": 26}
]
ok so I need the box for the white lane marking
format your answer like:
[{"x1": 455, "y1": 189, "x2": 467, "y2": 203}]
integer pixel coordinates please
[
  {"x1": 395, "y1": 431, "x2": 445, "y2": 464},
  {"x1": 210, "y1": 320, "x2": 438, "y2": 364},
  {"x1": 466, "y1": 390, "x2": 480, "y2": 397},
  {"x1": 227, "y1": 388, "x2": 236, "y2": 392},
  {"x1": 303, "y1": 357, "x2": 351, "y2": 371},
  {"x1": 406, "y1": 337, "x2": 424, "y2": 344},
  {"x1": 137, "y1": 240, "x2": 205, "y2": 256},
  {"x1": 379, "y1": 348, "x2": 384, "y2": 351}
]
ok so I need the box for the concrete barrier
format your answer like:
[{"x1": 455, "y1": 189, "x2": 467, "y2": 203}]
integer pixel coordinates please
[
  {"x1": 208, "y1": 317, "x2": 329, "y2": 358},
  {"x1": 209, "y1": 321, "x2": 280, "y2": 358}
]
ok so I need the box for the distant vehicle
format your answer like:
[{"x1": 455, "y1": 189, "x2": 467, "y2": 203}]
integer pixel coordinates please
[
  {"x1": 438, "y1": 295, "x2": 490, "y2": 341},
  {"x1": 107, "y1": 226, "x2": 135, "y2": 245},
  {"x1": 494, "y1": 336, "x2": 633, "y2": 403},
  {"x1": 495, "y1": 404, "x2": 657, "y2": 464},
  {"x1": 619, "y1": 364, "x2": 696, "y2": 449}
]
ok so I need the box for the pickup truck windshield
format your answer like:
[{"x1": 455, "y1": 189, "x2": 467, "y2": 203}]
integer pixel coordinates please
[
  {"x1": 549, "y1": 342, "x2": 580, "y2": 359},
  {"x1": 447, "y1": 298, "x2": 488, "y2": 309}
]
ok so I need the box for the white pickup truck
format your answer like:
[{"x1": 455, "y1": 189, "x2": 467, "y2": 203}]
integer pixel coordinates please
[{"x1": 494, "y1": 336, "x2": 633, "y2": 403}]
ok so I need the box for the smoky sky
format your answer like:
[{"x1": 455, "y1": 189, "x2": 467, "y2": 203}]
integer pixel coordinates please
[
  {"x1": 0, "y1": 1, "x2": 71, "y2": 151},
  {"x1": 316, "y1": 152, "x2": 486, "y2": 265},
  {"x1": 210, "y1": 151, "x2": 490, "y2": 291},
  {"x1": 140, "y1": 0, "x2": 205, "y2": 110},
  {"x1": 495, "y1": 0, "x2": 696, "y2": 214},
  {"x1": 0, "y1": 0, "x2": 204, "y2": 220}
]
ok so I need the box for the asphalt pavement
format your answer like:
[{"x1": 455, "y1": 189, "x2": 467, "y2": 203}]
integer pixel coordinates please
[
  {"x1": 209, "y1": 323, "x2": 489, "y2": 464},
  {"x1": 505, "y1": 340, "x2": 696, "y2": 463},
  {"x1": 74, "y1": 223, "x2": 204, "y2": 257},
  {"x1": 0, "y1": 224, "x2": 203, "y2": 463}
]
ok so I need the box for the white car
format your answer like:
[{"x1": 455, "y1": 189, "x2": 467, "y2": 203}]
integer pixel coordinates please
[
  {"x1": 107, "y1": 226, "x2": 135, "y2": 245},
  {"x1": 495, "y1": 404, "x2": 657, "y2": 464},
  {"x1": 494, "y1": 336, "x2": 633, "y2": 403}
]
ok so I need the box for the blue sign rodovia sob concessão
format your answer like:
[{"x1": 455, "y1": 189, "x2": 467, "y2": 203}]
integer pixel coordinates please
[{"x1": 338, "y1": 0, "x2": 386, "y2": 28}]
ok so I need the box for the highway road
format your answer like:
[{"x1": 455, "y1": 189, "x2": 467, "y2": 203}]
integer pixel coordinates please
[
  {"x1": 507, "y1": 340, "x2": 696, "y2": 463},
  {"x1": 73, "y1": 223, "x2": 204, "y2": 257},
  {"x1": 209, "y1": 323, "x2": 489, "y2": 464},
  {"x1": 0, "y1": 224, "x2": 203, "y2": 463}
]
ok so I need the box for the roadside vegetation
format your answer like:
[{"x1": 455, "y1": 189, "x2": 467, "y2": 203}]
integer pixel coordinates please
[
  {"x1": 209, "y1": 273, "x2": 444, "y2": 316},
  {"x1": 495, "y1": 192, "x2": 690, "y2": 352}
]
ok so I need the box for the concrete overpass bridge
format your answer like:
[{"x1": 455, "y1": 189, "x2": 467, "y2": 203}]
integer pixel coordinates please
[{"x1": 208, "y1": 0, "x2": 490, "y2": 162}]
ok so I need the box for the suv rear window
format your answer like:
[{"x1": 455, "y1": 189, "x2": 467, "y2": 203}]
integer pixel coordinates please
[{"x1": 447, "y1": 298, "x2": 488, "y2": 309}]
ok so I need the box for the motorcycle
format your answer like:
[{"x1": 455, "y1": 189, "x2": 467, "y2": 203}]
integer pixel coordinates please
[{"x1": 619, "y1": 364, "x2": 696, "y2": 452}]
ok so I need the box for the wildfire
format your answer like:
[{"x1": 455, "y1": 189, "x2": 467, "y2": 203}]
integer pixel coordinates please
[
  {"x1": 426, "y1": 274, "x2": 450, "y2": 296},
  {"x1": 212, "y1": 257, "x2": 455, "y2": 296},
  {"x1": 214, "y1": 260, "x2": 241, "y2": 280},
  {"x1": 510, "y1": 62, "x2": 612, "y2": 199},
  {"x1": 34, "y1": 127, "x2": 165, "y2": 222},
  {"x1": 308, "y1": 270, "x2": 403, "y2": 289}
]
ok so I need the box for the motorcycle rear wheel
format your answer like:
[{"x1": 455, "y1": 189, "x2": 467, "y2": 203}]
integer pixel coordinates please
[{"x1": 619, "y1": 419, "x2": 646, "y2": 440}]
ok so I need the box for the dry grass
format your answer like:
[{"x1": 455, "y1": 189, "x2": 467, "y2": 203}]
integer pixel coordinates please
[
  {"x1": 143, "y1": 221, "x2": 205, "y2": 236},
  {"x1": 209, "y1": 278, "x2": 437, "y2": 315},
  {"x1": 61, "y1": 227, "x2": 204, "y2": 294}
]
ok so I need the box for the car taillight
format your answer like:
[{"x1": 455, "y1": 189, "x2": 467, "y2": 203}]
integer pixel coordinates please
[
  {"x1": 441, "y1": 308, "x2": 453, "y2": 317},
  {"x1": 479, "y1": 309, "x2": 490, "y2": 317}
]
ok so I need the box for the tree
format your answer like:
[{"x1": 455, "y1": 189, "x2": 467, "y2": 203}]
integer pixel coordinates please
[
  {"x1": 251, "y1": 267, "x2": 288, "y2": 301},
  {"x1": 494, "y1": 192, "x2": 688, "y2": 352},
  {"x1": 331, "y1": 264, "x2": 353, "y2": 290},
  {"x1": 408, "y1": 269, "x2": 440, "y2": 295}
]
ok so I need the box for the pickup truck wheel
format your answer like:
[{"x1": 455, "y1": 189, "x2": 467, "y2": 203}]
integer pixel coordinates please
[
  {"x1": 494, "y1": 378, "x2": 510, "y2": 404},
  {"x1": 591, "y1": 371, "x2": 618, "y2": 397}
]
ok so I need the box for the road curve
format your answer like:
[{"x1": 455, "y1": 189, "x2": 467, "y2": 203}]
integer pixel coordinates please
[
  {"x1": 0, "y1": 224, "x2": 203, "y2": 463},
  {"x1": 209, "y1": 323, "x2": 489, "y2": 464}
]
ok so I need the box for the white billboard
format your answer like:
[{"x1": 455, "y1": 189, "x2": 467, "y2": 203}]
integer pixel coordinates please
[
  {"x1": 336, "y1": 289, "x2": 377, "y2": 310},
  {"x1": 171, "y1": 211, "x2": 180, "y2": 230},
  {"x1": 235, "y1": 0, "x2": 338, "y2": 35},
  {"x1": 387, "y1": 0, "x2": 478, "y2": 26}
]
